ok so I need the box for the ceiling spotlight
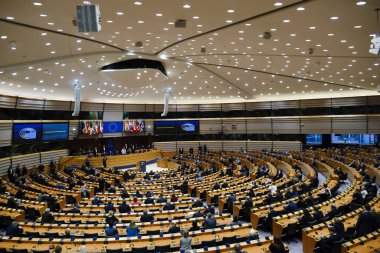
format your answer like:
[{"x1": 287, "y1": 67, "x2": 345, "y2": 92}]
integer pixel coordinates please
[
  {"x1": 201, "y1": 47, "x2": 206, "y2": 53},
  {"x1": 10, "y1": 41, "x2": 17, "y2": 50},
  {"x1": 263, "y1": 32, "x2": 272, "y2": 40}
]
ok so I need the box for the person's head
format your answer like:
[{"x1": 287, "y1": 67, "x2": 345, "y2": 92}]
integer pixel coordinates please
[
  {"x1": 172, "y1": 221, "x2": 177, "y2": 227},
  {"x1": 45, "y1": 208, "x2": 50, "y2": 213},
  {"x1": 108, "y1": 210, "x2": 114, "y2": 217},
  {"x1": 78, "y1": 245, "x2": 87, "y2": 253},
  {"x1": 65, "y1": 227, "x2": 70, "y2": 235},
  {"x1": 54, "y1": 245, "x2": 62, "y2": 253},
  {"x1": 130, "y1": 220, "x2": 136, "y2": 229},
  {"x1": 183, "y1": 229, "x2": 189, "y2": 238},
  {"x1": 143, "y1": 210, "x2": 147, "y2": 215},
  {"x1": 273, "y1": 236, "x2": 283, "y2": 245},
  {"x1": 108, "y1": 222, "x2": 114, "y2": 228},
  {"x1": 11, "y1": 221, "x2": 18, "y2": 227},
  {"x1": 365, "y1": 204, "x2": 371, "y2": 211},
  {"x1": 207, "y1": 213, "x2": 212, "y2": 219},
  {"x1": 122, "y1": 200, "x2": 127, "y2": 205},
  {"x1": 234, "y1": 243, "x2": 242, "y2": 252},
  {"x1": 108, "y1": 200, "x2": 112, "y2": 205},
  {"x1": 133, "y1": 197, "x2": 138, "y2": 202},
  {"x1": 192, "y1": 220, "x2": 198, "y2": 228}
]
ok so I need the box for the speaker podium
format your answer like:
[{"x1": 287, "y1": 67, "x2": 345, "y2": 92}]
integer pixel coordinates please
[{"x1": 138, "y1": 161, "x2": 147, "y2": 172}]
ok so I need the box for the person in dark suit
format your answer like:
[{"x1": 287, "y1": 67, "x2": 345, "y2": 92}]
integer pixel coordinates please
[
  {"x1": 193, "y1": 208, "x2": 204, "y2": 218},
  {"x1": 105, "y1": 211, "x2": 119, "y2": 225},
  {"x1": 202, "y1": 213, "x2": 217, "y2": 229},
  {"x1": 355, "y1": 205, "x2": 379, "y2": 236},
  {"x1": 203, "y1": 205, "x2": 215, "y2": 215},
  {"x1": 332, "y1": 218, "x2": 345, "y2": 236},
  {"x1": 140, "y1": 210, "x2": 155, "y2": 222},
  {"x1": 67, "y1": 204, "x2": 81, "y2": 213},
  {"x1": 6, "y1": 222, "x2": 23, "y2": 236},
  {"x1": 6, "y1": 196, "x2": 18, "y2": 208},
  {"x1": 313, "y1": 208, "x2": 324, "y2": 220},
  {"x1": 189, "y1": 220, "x2": 200, "y2": 232},
  {"x1": 105, "y1": 222, "x2": 118, "y2": 236},
  {"x1": 157, "y1": 194, "x2": 167, "y2": 203},
  {"x1": 163, "y1": 201, "x2": 175, "y2": 211},
  {"x1": 41, "y1": 208, "x2": 54, "y2": 223},
  {"x1": 299, "y1": 209, "x2": 313, "y2": 228},
  {"x1": 118, "y1": 200, "x2": 131, "y2": 213},
  {"x1": 105, "y1": 200, "x2": 116, "y2": 213},
  {"x1": 189, "y1": 147, "x2": 194, "y2": 155},
  {"x1": 98, "y1": 176, "x2": 105, "y2": 192},
  {"x1": 192, "y1": 199, "x2": 203, "y2": 208},
  {"x1": 92, "y1": 196, "x2": 103, "y2": 205},
  {"x1": 268, "y1": 236, "x2": 287, "y2": 253},
  {"x1": 144, "y1": 197, "x2": 155, "y2": 205},
  {"x1": 319, "y1": 226, "x2": 344, "y2": 253},
  {"x1": 168, "y1": 221, "x2": 180, "y2": 233},
  {"x1": 179, "y1": 148, "x2": 184, "y2": 154}
]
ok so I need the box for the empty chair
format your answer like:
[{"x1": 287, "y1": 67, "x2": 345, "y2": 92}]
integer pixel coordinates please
[
  {"x1": 12, "y1": 249, "x2": 28, "y2": 253},
  {"x1": 106, "y1": 249, "x2": 123, "y2": 253},
  {"x1": 156, "y1": 217, "x2": 167, "y2": 221},
  {"x1": 221, "y1": 235, "x2": 237, "y2": 245},
  {"x1": 26, "y1": 232, "x2": 40, "y2": 237},
  {"x1": 32, "y1": 250, "x2": 50, "y2": 253},
  {"x1": 154, "y1": 244, "x2": 171, "y2": 253},
  {"x1": 26, "y1": 208, "x2": 39, "y2": 221},
  {"x1": 131, "y1": 247, "x2": 147, "y2": 253},
  {"x1": 147, "y1": 229, "x2": 160, "y2": 235},
  {"x1": 286, "y1": 222, "x2": 298, "y2": 238},
  {"x1": 83, "y1": 232, "x2": 98, "y2": 238},
  {"x1": 202, "y1": 239, "x2": 217, "y2": 248},
  {"x1": 178, "y1": 206, "x2": 188, "y2": 210},
  {"x1": 45, "y1": 232, "x2": 59, "y2": 238}
]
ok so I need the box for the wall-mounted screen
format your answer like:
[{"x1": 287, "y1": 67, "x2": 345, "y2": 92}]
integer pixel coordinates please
[
  {"x1": 177, "y1": 120, "x2": 199, "y2": 134},
  {"x1": 154, "y1": 121, "x2": 177, "y2": 135},
  {"x1": 124, "y1": 120, "x2": 145, "y2": 133},
  {"x1": 331, "y1": 134, "x2": 378, "y2": 145},
  {"x1": 80, "y1": 120, "x2": 103, "y2": 136},
  {"x1": 306, "y1": 134, "x2": 322, "y2": 145},
  {"x1": 103, "y1": 121, "x2": 123, "y2": 134},
  {"x1": 154, "y1": 120, "x2": 200, "y2": 135},
  {"x1": 42, "y1": 123, "x2": 68, "y2": 141},
  {"x1": 13, "y1": 123, "x2": 42, "y2": 144}
]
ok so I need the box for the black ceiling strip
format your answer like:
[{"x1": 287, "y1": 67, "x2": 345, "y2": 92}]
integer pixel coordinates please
[
  {"x1": 0, "y1": 19, "x2": 125, "y2": 52},
  {"x1": 155, "y1": 0, "x2": 317, "y2": 55},
  {"x1": 195, "y1": 62, "x2": 374, "y2": 92}
]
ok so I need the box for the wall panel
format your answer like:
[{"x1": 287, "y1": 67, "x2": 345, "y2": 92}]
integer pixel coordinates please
[
  {"x1": 222, "y1": 103, "x2": 245, "y2": 111},
  {"x1": 16, "y1": 98, "x2": 44, "y2": 110},
  {"x1": 177, "y1": 104, "x2": 198, "y2": 112},
  {"x1": 104, "y1": 103, "x2": 123, "y2": 112},
  {"x1": 81, "y1": 102, "x2": 103, "y2": 111},
  {"x1": 368, "y1": 116, "x2": 380, "y2": 134},
  {"x1": 124, "y1": 104, "x2": 146, "y2": 112},
  {"x1": 246, "y1": 102, "x2": 271, "y2": 110},
  {"x1": 332, "y1": 97, "x2": 367, "y2": 107},
  {"x1": 0, "y1": 157, "x2": 11, "y2": 177},
  {"x1": 272, "y1": 100, "x2": 299, "y2": 109},
  {"x1": 300, "y1": 98, "x2": 331, "y2": 108},
  {"x1": 200, "y1": 119, "x2": 222, "y2": 134},
  {"x1": 300, "y1": 117, "x2": 331, "y2": 134},
  {"x1": 332, "y1": 116, "x2": 367, "y2": 133},
  {"x1": 223, "y1": 119, "x2": 246, "y2": 134},
  {"x1": 0, "y1": 96, "x2": 16, "y2": 108},
  {"x1": 0, "y1": 121, "x2": 12, "y2": 147},
  {"x1": 44, "y1": 100, "x2": 71, "y2": 111},
  {"x1": 273, "y1": 118, "x2": 300, "y2": 134},
  {"x1": 199, "y1": 104, "x2": 221, "y2": 112},
  {"x1": 246, "y1": 118, "x2": 271, "y2": 134}
]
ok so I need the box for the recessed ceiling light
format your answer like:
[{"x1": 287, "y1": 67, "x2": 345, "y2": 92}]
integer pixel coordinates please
[
  {"x1": 39, "y1": 14, "x2": 47, "y2": 17},
  {"x1": 297, "y1": 7, "x2": 305, "y2": 11},
  {"x1": 138, "y1": 20, "x2": 144, "y2": 23},
  {"x1": 41, "y1": 32, "x2": 47, "y2": 36},
  {"x1": 226, "y1": 20, "x2": 233, "y2": 23},
  {"x1": 134, "y1": 1, "x2": 142, "y2": 5},
  {"x1": 283, "y1": 19, "x2": 290, "y2": 23},
  {"x1": 183, "y1": 4, "x2": 191, "y2": 8},
  {"x1": 227, "y1": 9, "x2": 235, "y2": 13},
  {"x1": 0, "y1": 35, "x2": 7, "y2": 39},
  {"x1": 116, "y1": 12, "x2": 124, "y2": 15},
  {"x1": 47, "y1": 22, "x2": 54, "y2": 25},
  {"x1": 356, "y1": 1, "x2": 366, "y2": 5},
  {"x1": 193, "y1": 16, "x2": 199, "y2": 19},
  {"x1": 6, "y1": 17, "x2": 15, "y2": 20},
  {"x1": 156, "y1": 13, "x2": 163, "y2": 17},
  {"x1": 274, "y1": 2, "x2": 283, "y2": 6},
  {"x1": 330, "y1": 16, "x2": 339, "y2": 20},
  {"x1": 33, "y1": 2, "x2": 42, "y2": 6},
  {"x1": 354, "y1": 25, "x2": 362, "y2": 28}
]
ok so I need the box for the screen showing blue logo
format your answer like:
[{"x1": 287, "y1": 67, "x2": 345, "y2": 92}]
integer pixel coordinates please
[
  {"x1": 178, "y1": 120, "x2": 199, "y2": 134},
  {"x1": 42, "y1": 123, "x2": 68, "y2": 141},
  {"x1": 103, "y1": 121, "x2": 123, "y2": 133},
  {"x1": 13, "y1": 123, "x2": 42, "y2": 144}
]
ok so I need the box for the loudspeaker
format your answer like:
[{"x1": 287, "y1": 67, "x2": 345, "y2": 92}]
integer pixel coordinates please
[
  {"x1": 72, "y1": 85, "x2": 81, "y2": 117},
  {"x1": 76, "y1": 4, "x2": 101, "y2": 32}
]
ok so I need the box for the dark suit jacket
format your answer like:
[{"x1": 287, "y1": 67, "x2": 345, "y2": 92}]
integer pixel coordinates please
[
  {"x1": 140, "y1": 214, "x2": 154, "y2": 222},
  {"x1": 203, "y1": 218, "x2": 217, "y2": 229},
  {"x1": 356, "y1": 211, "x2": 379, "y2": 235},
  {"x1": 168, "y1": 226, "x2": 180, "y2": 233},
  {"x1": 118, "y1": 204, "x2": 131, "y2": 213},
  {"x1": 163, "y1": 203, "x2": 175, "y2": 211},
  {"x1": 144, "y1": 198, "x2": 155, "y2": 204},
  {"x1": 41, "y1": 212, "x2": 54, "y2": 223}
]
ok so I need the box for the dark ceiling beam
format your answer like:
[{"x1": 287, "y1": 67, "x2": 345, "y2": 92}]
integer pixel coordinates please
[{"x1": 155, "y1": 0, "x2": 317, "y2": 55}]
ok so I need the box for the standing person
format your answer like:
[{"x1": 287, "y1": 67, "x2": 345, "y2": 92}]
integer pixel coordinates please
[
  {"x1": 126, "y1": 220, "x2": 140, "y2": 237},
  {"x1": 102, "y1": 156, "x2": 107, "y2": 168},
  {"x1": 180, "y1": 229, "x2": 192, "y2": 251},
  {"x1": 98, "y1": 175, "x2": 105, "y2": 192}
]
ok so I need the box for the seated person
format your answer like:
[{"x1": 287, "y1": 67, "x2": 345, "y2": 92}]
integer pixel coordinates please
[
  {"x1": 204, "y1": 204, "x2": 215, "y2": 215},
  {"x1": 91, "y1": 196, "x2": 103, "y2": 205},
  {"x1": 144, "y1": 197, "x2": 155, "y2": 204},
  {"x1": 313, "y1": 208, "x2": 324, "y2": 220},
  {"x1": 193, "y1": 208, "x2": 204, "y2": 218},
  {"x1": 67, "y1": 203, "x2": 81, "y2": 213},
  {"x1": 299, "y1": 209, "x2": 313, "y2": 228},
  {"x1": 284, "y1": 200, "x2": 298, "y2": 212},
  {"x1": 269, "y1": 236, "x2": 287, "y2": 253},
  {"x1": 105, "y1": 222, "x2": 118, "y2": 236},
  {"x1": 170, "y1": 194, "x2": 178, "y2": 202},
  {"x1": 6, "y1": 221, "x2": 23, "y2": 236},
  {"x1": 233, "y1": 243, "x2": 248, "y2": 253},
  {"x1": 131, "y1": 197, "x2": 140, "y2": 205},
  {"x1": 140, "y1": 210, "x2": 154, "y2": 222},
  {"x1": 202, "y1": 213, "x2": 217, "y2": 229},
  {"x1": 355, "y1": 205, "x2": 379, "y2": 236},
  {"x1": 120, "y1": 188, "x2": 129, "y2": 198},
  {"x1": 157, "y1": 194, "x2": 167, "y2": 203},
  {"x1": 189, "y1": 220, "x2": 200, "y2": 232},
  {"x1": 168, "y1": 221, "x2": 180, "y2": 233},
  {"x1": 105, "y1": 211, "x2": 119, "y2": 225},
  {"x1": 6, "y1": 196, "x2": 18, "y2": 208},
  {"x1": 163, "y1": 200, "x2": 175, "y2": 211},
  {"x1": 104, "y1": 200, "x2": 116, "y2": 213},
  {"x1": 63, "y1": 228, "x2": 71, "y2": 238},
  {"x1": 319, "y1": 226, "x2": 344, "y2": 253},
  {"x1": 41, "y1": 208, "x2": 54, "y2": 223},
  {"x1": 134, "y1": 191, "x2": 143, "y2": 198},
  {"x1": 192, "y1": 199, "x2": 203, "y2": 208},
  {"x1": 126, "y1": 220, "x2": 140, "y2": 237},
  {"x1": 118, "y1": 200, "x2": 131, "y2": 213}
]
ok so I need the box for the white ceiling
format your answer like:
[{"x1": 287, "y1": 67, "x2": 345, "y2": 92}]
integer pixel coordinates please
[{"x1": 0, "y1": 0, "x2": 379, "y2": 104}]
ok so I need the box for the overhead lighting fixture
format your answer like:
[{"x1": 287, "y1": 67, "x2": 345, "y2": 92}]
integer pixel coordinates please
[
  {"x1": 183, "y1": 4, "x2": 191, "y2": 8},
  {"x1": 134, "y1": 1, "x2": 142, "y2": 5},
  {"x1": 356, "y1": 1, "x2": 366, "y2": 5},
  {"x1": 33, "y1": 2, "x2": 42, "y2": 6},
  {"x1": 10, "y1": 41, "x2": 17, "y2": 50},
  {"x1": 274, "y1": 2, "x2": 283, "y2": 6}
]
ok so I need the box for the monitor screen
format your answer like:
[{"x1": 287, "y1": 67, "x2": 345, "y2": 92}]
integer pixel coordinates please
[
  {"x1": 154, "y1": 121, "x2": 177, "y2": 135},
  {"x1": 13, "y1": 123, "x2": 42, "y2": 144},
  {"x1": 306, "y1": 134, "x2": 322, "y2": 145},
  {"x1": 103, "y1": 121, "x2": 123, "y2": 134},
  {"x1": 177, "y1": 120, "x2": 199, "y2": 134},
  {"x1": 331, "y1": 134, "x2": 378, "y2": 145},
  {"x1": 42, "y1": 123, "x2": 69, "y2": 141},
  {"x1": 124, "y1": 120, "x2": 145, "y2": 133},
  {"x1": 80, "y1": 120, "x2": 103, "y2": 136}
]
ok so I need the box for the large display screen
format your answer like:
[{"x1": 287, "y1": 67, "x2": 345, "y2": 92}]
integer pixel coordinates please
[
  {"x1": 13, "y1": 123, "x2": 42, "y2": 144},
  {"x1": 124, "y1": 120, "x2": 145, "y2": 133},
  {"x1": 306, "y1": 134, "x2": 322, "y2": 145},
  {"x1": 42, "y1": 123, "x2": 68, "y2": 141},
  {"x1": 177, "y1": 120, "x2": 199, "y2": 134},
  {"x1": 154, "y1": 120, "x2": 199, "y2": 135},
  {"x1": 331, "y1": 134, "x2": 378, "y2": 145},
  {"x1": 80, "y1": 120, "x2": 103, "y2": 136},
  {"x1": 103, "y1": 121, "x2": 123, "y2": 134}
]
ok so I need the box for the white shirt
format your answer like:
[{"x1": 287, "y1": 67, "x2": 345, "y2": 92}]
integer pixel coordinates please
[{"x1": 269, "y1": 185, "x2": 277, "y2": 194}]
